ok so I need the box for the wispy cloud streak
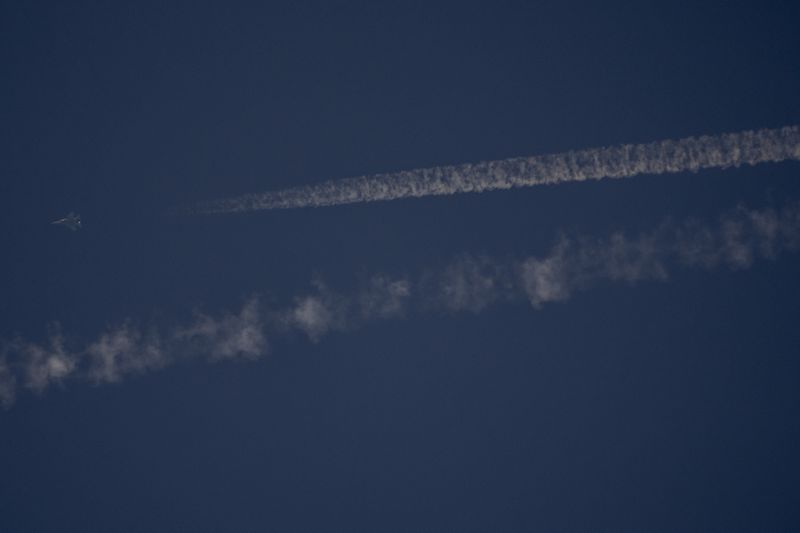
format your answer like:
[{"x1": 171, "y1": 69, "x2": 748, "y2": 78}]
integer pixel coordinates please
[
  {"x1": 2, "y1": 202, "x2": 800, "y2": 408},
  {"x1": 182, "y1": 126, "x2": 800, "y2": 214},
  {"x1": 0, "y1": 298, "x2": 267, "y2": 408}
]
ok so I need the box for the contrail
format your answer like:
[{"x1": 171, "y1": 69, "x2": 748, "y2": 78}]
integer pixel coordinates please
[
  {"x1": 3, "y1": 200, "x2": 800, "y2": 408},
  {"x1": 183, "y1": 125, "x2": 800, "y2": 214}
]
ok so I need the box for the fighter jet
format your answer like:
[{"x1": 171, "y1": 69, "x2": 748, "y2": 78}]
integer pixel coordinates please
[{"x1": 51, "y1": 212, "x2": 82, "y2": 231}]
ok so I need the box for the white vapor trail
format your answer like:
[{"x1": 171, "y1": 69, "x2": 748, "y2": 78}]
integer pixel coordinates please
[
  {"x1": 2, "y1": 201, "x2": 800, "y2": 408},
  {"x1": 182, "y1": 125, "x2": 800, "y2": 214}
]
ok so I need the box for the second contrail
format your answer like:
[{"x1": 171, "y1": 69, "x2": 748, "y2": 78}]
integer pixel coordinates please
[{"x1": 183, "y1": 125, "x2": 800, "y2": 214}]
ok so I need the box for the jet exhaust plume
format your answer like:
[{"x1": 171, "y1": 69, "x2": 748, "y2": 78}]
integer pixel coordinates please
[
  {"x1": 3, "y1": 200, "x2": 800, "y2": 408},
  {"x1": 179, "y1": 125, "x2": 800, "y2": 214}
]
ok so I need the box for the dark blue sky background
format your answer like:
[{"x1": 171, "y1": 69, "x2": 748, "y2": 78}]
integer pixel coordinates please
[{"x1": 2, "y1": 1, "x2": 800, "y2": 531}]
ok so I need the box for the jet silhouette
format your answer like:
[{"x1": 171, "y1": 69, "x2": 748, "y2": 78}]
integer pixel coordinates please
[{"x1": 52, "y1": 212, "x2": 81, "y2": 231}]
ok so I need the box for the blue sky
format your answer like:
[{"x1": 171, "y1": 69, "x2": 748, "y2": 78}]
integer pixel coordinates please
[{"x1": 2, "y1": 1, "x2": 800, "y2": 531}]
